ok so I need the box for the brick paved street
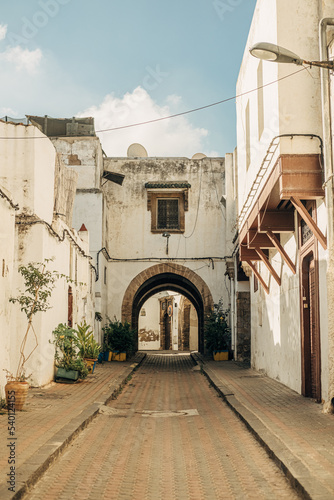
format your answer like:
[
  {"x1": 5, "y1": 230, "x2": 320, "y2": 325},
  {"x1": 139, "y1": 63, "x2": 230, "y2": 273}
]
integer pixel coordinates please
[{"x1": 25, "y1": 354, "x2": 300, "y2": 500}]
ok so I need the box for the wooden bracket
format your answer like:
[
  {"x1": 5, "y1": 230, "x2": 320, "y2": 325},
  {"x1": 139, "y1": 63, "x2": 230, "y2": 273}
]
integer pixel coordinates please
[
  {"x1": 246, "y1": 261, "x2": 269, "y2": 294},
  {"x1": 266, "y1": 231, "x2": 296, "y2": 274},
  {"x1": 255, "y1": 249, "x2": 281, "y2": 286},
  {"x1": 290, "y1": 197, "x2": 327, "y2": 250}
]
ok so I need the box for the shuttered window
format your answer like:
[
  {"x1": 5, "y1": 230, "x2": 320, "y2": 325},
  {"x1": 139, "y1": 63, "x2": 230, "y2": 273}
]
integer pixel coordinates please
[{"x1": 157, "y1": 198, "x2": 179, "y2": 229}]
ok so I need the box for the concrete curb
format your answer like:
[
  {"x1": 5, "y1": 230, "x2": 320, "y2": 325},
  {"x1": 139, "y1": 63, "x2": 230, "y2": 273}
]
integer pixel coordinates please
[
  {"x1": 191, "y1": 353, "x2": 332, "y2": 500},
  {"x1": 1, "y1": 352, "x2": 146, "y2": 500}
]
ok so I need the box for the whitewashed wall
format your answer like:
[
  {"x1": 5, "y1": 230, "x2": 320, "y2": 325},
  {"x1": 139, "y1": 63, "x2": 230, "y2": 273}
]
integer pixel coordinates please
[
  {"x1": 0, "y1": 189, "x2": 16, "y2": 397},
  {"x1": 0, "y1": 121, "x2": 96, "y2": 390},
  {"x1": 138, "y1": 293, "x2": 162, "y2": 350},
  {"x1": 103, "y1": 156, "x2": 228, "y2": 323},
  {"x1": 236, "y1": 0, "x2": 330, "y2": 395}
]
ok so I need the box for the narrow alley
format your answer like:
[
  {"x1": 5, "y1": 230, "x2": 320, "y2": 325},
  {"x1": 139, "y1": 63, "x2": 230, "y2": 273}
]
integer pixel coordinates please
[{"x1": 25, "y1": 355, "x2": 299, "y2": 500}]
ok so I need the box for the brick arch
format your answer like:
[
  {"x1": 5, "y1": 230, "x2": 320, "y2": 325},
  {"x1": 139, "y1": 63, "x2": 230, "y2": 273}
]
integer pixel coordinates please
[{"x1": 121, "y1": 263, "x2": 214, "y2": 353}]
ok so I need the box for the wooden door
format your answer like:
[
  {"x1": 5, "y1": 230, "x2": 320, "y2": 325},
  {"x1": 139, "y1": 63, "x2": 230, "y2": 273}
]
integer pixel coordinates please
[
  {"x1": 164, "y1": 313, "x2": 171, "y2": 350},
  {"x1": 302, "y1": 255, "x2": 321, "y2": 401}
]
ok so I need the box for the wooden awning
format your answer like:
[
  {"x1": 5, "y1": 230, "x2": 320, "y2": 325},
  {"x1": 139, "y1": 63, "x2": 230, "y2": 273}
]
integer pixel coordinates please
[{"x1": 239, "y1": 154, "x2": 326, "y2": 293}]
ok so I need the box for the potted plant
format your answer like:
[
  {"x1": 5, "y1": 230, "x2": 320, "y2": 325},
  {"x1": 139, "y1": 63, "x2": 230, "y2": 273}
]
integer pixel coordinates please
[
  {"x1": 75, "y1": 321, "x2": 101, "y2": 373},
  {"x1": 5, "y1": 259, "x2": 62, "y2": 409},
  {"x1": 102, "y1": 317, "x2": 136, "y2": 361},
  {"x1": 204, "y1": 300, "x2": 231, "y2": 361},
  {"x1": 51, "y1": 323, "x2": 89, "y2": 381}
]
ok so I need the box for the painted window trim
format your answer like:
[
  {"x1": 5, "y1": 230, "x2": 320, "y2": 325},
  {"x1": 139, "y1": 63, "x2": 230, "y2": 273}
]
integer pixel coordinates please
[{"x1": 147, "y1": 190, "x2": 188, "y2": 233}]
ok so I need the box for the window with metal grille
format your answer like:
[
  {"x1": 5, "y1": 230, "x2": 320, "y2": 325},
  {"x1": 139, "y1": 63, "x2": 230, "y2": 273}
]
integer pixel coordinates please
[{"x1": 157, "y1": 198, "x2": 179, "y2": 229}]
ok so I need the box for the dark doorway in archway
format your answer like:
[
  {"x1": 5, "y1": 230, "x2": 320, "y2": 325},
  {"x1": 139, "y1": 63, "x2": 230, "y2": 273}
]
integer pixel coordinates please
[{"x1": 132, "y1": 272, "x2": 206, "y2": 353}]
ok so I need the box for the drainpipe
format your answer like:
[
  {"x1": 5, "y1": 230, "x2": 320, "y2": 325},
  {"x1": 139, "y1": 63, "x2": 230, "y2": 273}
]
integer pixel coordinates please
[
  {"x1": 319, "y1": 17, "x2": 334, "y2": 412},
  {"x1": 230, "y1": 275, "x2": 236, "y2": 356}
]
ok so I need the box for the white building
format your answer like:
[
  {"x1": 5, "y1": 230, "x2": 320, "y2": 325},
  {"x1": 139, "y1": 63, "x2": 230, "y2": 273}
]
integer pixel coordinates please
[
  {"x1": 0, "y1": 119, "x2": 95, "y2": 394},
  {"x1": 235, "y1": 0, "x2": 334, "y2": 406},
  {"x1": 103, "y1": 148, "x2": 229, "y2": 352}
]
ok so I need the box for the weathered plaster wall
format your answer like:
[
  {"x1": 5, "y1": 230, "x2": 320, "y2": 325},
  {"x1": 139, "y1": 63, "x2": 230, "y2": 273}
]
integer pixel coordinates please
[
  {"x1": 10, "y1": 221, "x2": 95, "y2": 387},
  {"x1": 53, "y1": 154, "x2": 79, "y2": 228},
  {"x1": 0, "y1": 121, "x2": 55, "y2": 223},
  {"x1": 138, "y1": 293, "x2": 162, "y2": 350},
  {"x1": 51, "y1": 137, "x2": 103, "y2": 190},
  {"x1": 52, "y1": 136, "x2": 106, "y2": 329},
  {"x1": 0, "y1": 189, "x2": 16, "y2": 397},
  {"x1": 103, "y1": 156, "x2": 228, "y2": 325},
  {"x1": 0, "y1": 121, "x2": 96, "y2": 390}
]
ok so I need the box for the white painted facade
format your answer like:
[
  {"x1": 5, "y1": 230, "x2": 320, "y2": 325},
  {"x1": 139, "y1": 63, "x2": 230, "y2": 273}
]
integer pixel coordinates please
[
  {"x1": 103, "y1": 155, "x2": 229, "y2": 325},
  {"x1": 0, "y1": 187, "x2": 16, "y2": 397},
  {"x1": 52, "y1": 136, "x2": 106, "y2": 344},
  {"x1": 236, "y1": 0, "x2": 333, "y2": 402},
  {"x1": 0, "y1": 120, "x2": 95, "y2": 395},
  {"x1": 138, "y1": 293, "x2": 164, "y2": 351}
]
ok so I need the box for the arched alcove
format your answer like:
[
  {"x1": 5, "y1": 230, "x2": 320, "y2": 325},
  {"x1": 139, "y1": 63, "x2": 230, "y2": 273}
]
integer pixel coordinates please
[{"x1": 121, "y1": 264, "x2": 213, "y2": 353}]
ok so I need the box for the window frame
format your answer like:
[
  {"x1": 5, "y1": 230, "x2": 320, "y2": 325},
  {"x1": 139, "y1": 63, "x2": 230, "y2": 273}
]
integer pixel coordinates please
[{"x1": 147, "y1": 190, "x2": 187, "y2": 233}]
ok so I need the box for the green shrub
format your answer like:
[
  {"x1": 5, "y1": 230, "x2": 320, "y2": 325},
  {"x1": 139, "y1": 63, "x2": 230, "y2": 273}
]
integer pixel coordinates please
[
  {"x1": 51, "y1": 323, "x2": 88, "y2": 379},
  {"x1": 75, "y1": 321, "x2": 101, "y2": 359},
  {"x1": 103, "y1": 317, "x2": 136, "y2": 354},
  {"x1": 204, "y1": 300, "x2": 231, "y2": 354}
]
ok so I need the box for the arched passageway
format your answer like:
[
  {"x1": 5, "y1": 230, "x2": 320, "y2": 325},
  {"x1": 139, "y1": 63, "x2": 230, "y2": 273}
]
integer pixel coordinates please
[{"x1": 121, "y1": 264, "x2": 213, "y2": 353}]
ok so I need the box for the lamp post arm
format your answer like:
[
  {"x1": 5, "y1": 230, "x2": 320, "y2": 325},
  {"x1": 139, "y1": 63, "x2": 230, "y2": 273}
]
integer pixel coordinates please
[{"x1": 303, "y1": 59, "x2": 334, "y2": 69}]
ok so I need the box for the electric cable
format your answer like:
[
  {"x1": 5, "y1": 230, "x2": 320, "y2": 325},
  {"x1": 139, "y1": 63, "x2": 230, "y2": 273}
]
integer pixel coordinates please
[{"x1": 0, "y1": 66, "x2": 309, "y2": 140}]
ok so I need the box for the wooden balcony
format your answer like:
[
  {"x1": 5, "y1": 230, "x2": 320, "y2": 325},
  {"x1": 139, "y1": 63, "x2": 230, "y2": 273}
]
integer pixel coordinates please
[{"x1": 239, "y1": 153, "x2": 326, "y2": 292}]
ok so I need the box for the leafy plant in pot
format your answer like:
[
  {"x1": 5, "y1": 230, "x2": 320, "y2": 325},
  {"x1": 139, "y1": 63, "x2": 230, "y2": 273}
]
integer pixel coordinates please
[
  {"x1": 5, "y1": 259, "x2": 62, "y2": 409},
  {"x1": 51, "y1": 323, "x2": 88, "y2": 381},
  {"x1": 204, "y1": 300, "x2": 231, "y2": 361},
  {"x1": 75, "y1": 321, "x2": 101, "y2": 373},
  {"x1": 102, "y1": 317, "x2": 136, "y2": 361}
]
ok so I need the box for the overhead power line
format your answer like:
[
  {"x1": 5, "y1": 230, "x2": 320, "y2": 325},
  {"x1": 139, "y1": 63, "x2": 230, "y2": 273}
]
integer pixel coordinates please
[{"x1": 0, "y1": 66, "x2": 308, "y2": 140}]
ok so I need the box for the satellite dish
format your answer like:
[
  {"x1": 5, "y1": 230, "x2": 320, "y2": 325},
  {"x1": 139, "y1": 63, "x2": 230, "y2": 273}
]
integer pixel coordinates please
[
  {"x1": 127, "y1": 143, "x2": 148, "y2": 157},
  {"x1": 192, "y1": 153, "x2": 207, "y2": 159}
]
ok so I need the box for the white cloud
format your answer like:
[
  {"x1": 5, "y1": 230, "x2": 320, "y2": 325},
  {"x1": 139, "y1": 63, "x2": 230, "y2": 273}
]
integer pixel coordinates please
[
  {"x1": 78, "y1": 87, "x2": 212, "y2": 158},
  {"x1": 0, "y1": 46, "x2": 42, "y2": 74},
  {"x1": 0, "y1": 107, "x2": 18, "y2": 117},
  {"x1": 0, "y1": 24, "x2": 7, "y2": 41}
]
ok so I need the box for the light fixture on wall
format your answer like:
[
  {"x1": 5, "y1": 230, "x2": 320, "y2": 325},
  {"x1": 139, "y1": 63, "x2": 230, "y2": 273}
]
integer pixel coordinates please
[
  {"x1": 162, "y1": 232, "x2": 171, "y2": 255},
  {"x1": 249, "y1": 42, "x2": 334, "y2": 69}
]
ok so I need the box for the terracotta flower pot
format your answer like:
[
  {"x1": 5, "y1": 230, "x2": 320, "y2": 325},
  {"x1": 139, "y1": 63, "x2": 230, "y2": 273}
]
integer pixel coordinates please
[{"x1": 5, "y1": 381, "x2": 29, "y2": 411}]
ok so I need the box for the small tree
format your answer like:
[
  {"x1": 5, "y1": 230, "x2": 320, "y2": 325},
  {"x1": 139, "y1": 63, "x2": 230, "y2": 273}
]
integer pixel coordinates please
[{"x1": 9, "y1": 258, "x2": 65, "y2": 381}]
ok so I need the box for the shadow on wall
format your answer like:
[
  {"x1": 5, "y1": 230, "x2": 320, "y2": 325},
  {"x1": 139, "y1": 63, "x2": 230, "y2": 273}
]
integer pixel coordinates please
[{"x1": 252, "y1": 270, "x2": 301, "y2": 394}]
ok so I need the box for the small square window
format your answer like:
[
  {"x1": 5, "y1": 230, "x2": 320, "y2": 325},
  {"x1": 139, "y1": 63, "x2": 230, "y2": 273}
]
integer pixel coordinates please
[
  {"x1": 147, "y1": 190, "x2": 188, "y2": 233},
  {"x1": 157, "y1": 198, "x2": 179, "y2": 230}
]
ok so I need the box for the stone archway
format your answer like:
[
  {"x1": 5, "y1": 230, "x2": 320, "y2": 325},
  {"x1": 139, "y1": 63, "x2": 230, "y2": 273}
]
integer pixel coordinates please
[{"x1": 121, "y1": 264, "x2": 213, "y2": 353}]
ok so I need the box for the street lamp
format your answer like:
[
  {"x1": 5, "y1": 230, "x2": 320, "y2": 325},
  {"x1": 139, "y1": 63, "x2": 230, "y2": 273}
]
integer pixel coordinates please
[{"x1": 250, "y1": 42, "x2": 334, "y2": 69}]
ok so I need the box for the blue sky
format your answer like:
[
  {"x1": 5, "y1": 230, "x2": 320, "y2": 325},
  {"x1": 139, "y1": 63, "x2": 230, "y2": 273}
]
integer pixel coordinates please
[{"x1": 0, "y1": 0, "x2": 257, "y2": 157}]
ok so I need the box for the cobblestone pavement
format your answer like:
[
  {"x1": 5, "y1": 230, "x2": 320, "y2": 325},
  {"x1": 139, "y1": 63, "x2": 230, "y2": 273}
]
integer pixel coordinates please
[
  {"x1": 198, "y1": 355, "x2": 334, "y2": 500},
  {"x1": 0, "y1": 355, "x2": 144, "y2": 499},
  {"x1": 26, "y1": 354, "x2": 300, "y2": 500}
]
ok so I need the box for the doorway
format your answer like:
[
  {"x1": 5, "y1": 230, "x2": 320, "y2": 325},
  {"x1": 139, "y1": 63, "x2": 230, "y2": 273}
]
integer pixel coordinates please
[
  {"x1": 301, "y1": 253, "x2": 321, "y2": 401},
  {"x1": 137, "y1": 291, "x2": 199, "y2": 352}
]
